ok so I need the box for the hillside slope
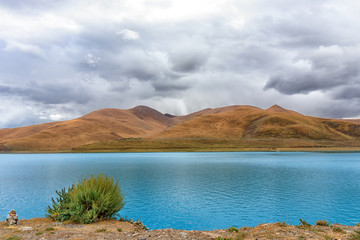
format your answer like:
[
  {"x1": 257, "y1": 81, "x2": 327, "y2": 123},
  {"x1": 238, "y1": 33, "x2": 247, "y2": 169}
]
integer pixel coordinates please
[
  {"x1": 2, "y1": 104, "x2": 360, "y2": 152},
  {"x1": 0, "y1": 106, "x2": 175, "y2": 151},
  {"x1": 156, "y1": 105, "x2": 360, "y2": 140}
]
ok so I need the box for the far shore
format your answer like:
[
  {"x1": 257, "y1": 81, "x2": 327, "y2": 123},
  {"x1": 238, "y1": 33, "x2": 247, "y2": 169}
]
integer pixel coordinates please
[
  {"x1": 1, "y1": 217, "x2": 360, "y2": 240},
  {"x1": 3, "y1": 138, "x2": 360, "y2": 153}
]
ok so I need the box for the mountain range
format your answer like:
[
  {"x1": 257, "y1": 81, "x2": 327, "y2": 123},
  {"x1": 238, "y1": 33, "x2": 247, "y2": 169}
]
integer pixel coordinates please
[{"x1": 1, "y1": 104, "x2": 360, "y2": 152}]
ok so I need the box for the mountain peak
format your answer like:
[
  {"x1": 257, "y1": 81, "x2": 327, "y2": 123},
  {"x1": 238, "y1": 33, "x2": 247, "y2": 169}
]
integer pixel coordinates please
[
  {"x1": 129, "y1": 105, "x2": 174, "y2": 125},
  {"x1": 267, "y1": 104, "x2": 288, "y2": 112}
]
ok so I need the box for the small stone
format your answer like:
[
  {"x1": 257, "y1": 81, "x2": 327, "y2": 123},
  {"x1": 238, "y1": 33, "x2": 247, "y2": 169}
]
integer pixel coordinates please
[
  {"x1": 179, "y1": 232, "x2": 187, "y2": 238},
  {"x1": 5, "y1": 210, "x2": 18, "y2": 225},
  {"x1": 19, "y1": 226, "x2": 33, "y2": 231}
]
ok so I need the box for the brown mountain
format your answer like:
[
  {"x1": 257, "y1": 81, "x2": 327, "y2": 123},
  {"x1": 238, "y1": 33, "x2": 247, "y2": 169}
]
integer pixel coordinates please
[
  {"x1": 0, "y1": 106, "x2": 175, "y2": 151},
  {"x1": 156, "y1": 105, "x2": 360, "y2": 140},
  {"x1": 1, "y1": 104, "x2": 360, "y2": 152}
]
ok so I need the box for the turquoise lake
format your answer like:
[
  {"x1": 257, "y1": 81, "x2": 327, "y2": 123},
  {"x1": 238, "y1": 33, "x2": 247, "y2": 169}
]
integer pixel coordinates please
[{"x1": 0, "y1": 152, "x2": 360, "y2": 230}]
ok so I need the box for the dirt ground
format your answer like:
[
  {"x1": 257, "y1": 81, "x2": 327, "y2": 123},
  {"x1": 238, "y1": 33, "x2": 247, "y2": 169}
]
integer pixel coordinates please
[{"x1": 1, "y1": 218, "x2": 359, "y2": 240}]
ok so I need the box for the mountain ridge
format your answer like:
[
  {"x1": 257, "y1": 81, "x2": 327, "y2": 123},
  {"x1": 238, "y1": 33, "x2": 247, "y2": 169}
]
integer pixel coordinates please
[{"x1": 1, "y1": 104, "x2": 360, "y2": 152}]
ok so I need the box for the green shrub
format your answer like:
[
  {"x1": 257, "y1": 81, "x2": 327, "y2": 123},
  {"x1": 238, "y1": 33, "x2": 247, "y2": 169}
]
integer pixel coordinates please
[
  {"x1": 46, "y1": 186, "x2": 73, "y2": 222},
  {"x1": 47, "y1": 174, "x2": 125, "y2": 224},
  {"x1": 117, "y1": 228, "x2": 122, "y2": 232},
  {"x1": 299, "y1": 219, "x2": 311, "y2": 227},
  {"x1": 228, "y1": 226, "x2": 239, "y2": 232},
  {"x1": 35, "y1": 232, "x2": 43, "y2": 235},
  {"x1": 45, "y1": 227, "x2": 55, "y2": 231},
  {"x1": 332, "y1": 226, "x2": 345, "y2": 233},
  {"x1": 316, "y1": 220, "x2": 331, "y2": 226}
]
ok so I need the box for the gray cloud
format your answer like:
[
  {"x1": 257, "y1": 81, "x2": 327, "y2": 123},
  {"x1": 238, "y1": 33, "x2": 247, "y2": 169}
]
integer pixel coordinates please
[
  {"x1": 264, "y1": 45, "x2": 360, "y2": 95},
  {"x1": 1, "y1": 0, "x2": 360, "y2": 127}
]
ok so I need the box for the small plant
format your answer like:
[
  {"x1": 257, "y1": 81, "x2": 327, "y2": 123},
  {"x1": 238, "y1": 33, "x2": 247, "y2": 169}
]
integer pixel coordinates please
[
  {"x1": 6, "y1": 236, "x2": 21, "y2": 240},
  {"x1": 349, "y1": 231, "x2": 360, "y2": 240},
  {"x1": 228, "y1": 226, "x2": 239, "y2": 232},
  {"x1": 299, "y1": 219, "x2": 311, "y2": 227},
  {"x1": 333, "y1": 226, "x2": 345, "y2": 233},
  {"x1": 45, "y1": 227, "x2": 55, "y2": 231},
  {"x1": 119, "y1": 217, "x2": 148, "y2": 230},
  {"x1": 357, "y1": 223, "x2": 360, "y2": 227},
  {"x1": 316, "y1": 220, "x2": 331, "y2": 226},
  {"x1": 297, "y1": 236, "x2": 305, "y2": 240},
  {"x1": 117, "y1": 228, "x2": 122, "y2": 232},
  {"x1": 277, "y1": 221, "x2": 287, "y2": 227},
  {"x1": 324, "y1": 235, "x2": 332, "y2": 240},
  {"x1": 35, "y1": 231, "x2": 43, "y2": 235},
  {"x1": 236, "y1": 233, "x2": 247, "y2": 240},
  {"x1": 95, "y1": 228, "x2": 107, "y2": 232},
  {"x1": 216, "y1": 237, "x2": 232, "y2": 240},
  {"x1": 47, "y1": 174, "x2": 125, "y2": 224}
]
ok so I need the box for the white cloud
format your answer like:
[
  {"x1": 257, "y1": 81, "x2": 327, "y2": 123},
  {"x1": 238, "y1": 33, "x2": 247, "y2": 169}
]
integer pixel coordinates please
[
  {"x1": 116, "y1": 29, "x2": 140, "y2": 40},
  {"x1": 85, "y1": 53, "x2": 101, "y2": 67}
]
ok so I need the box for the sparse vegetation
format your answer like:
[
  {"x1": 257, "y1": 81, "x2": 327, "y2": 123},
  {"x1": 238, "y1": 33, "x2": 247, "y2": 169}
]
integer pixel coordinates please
[
  {"x1": 35, "y1": 231, "x2": 43, "y2": 235},
  {"x1": 324, "y1": 235, "x2": 332, "y2": 240},
  {"x1": 45, "y1": 227, "x2": 55, "y2": 231},
  {"x1": 6, "y1": 236, "x2": 21, "y2": 240},
  {"x1": 117, "y1": 228, "x2": 122, "y2": 232},
  {"x1": 299, "y1": 219, "x2": 311, "y2": 227},
  {"x1": 277, "y1": 221, "x2": 287, "y2": 227},
  {"x1": 95, "y1": 228, "x2": 107, "y2": 232},
  {"x1": 333, "y1": 226, "x2": 345, "y2": 233},
  {"x1": 316, "y1": 220, "x2": 331, "y2": 226},
  {"x1": 349, "y1": 230, "x2": 360, "y2": 240},
  {"x1": 119, "y1": 217, "x2": 149, "y2": 230},
  {"x1": 228, "y1": 226, "x2": 239, "y2": 232},
  {"x1": 47, "y1": 174, "x2": 125, "y2": 224}
]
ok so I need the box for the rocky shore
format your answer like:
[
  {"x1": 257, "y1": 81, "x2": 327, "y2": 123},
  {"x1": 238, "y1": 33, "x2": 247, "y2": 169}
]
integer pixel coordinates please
[{"x1": 1, "y1": 218, "x2": 360, "y2": 240}]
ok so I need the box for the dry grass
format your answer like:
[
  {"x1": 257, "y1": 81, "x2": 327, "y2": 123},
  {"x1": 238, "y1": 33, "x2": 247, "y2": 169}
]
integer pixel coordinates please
[{"x1": 2, "y1": 104, "x2": 360, "y2": 152}]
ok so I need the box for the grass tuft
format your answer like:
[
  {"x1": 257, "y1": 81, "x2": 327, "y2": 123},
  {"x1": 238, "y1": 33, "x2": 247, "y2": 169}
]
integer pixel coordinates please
[
  {"x1": 333, "y1": 226, "x2": 345, "y2": 233},
  {"x1": 299, "y1": 219, "x2": 311, "y2": 227},
  {"x1": 228, "y1": 226, "x2": 239, "y2": 232},
  {"x1": 316, "y1": 220, "x2": 331, "y2": 226},
  {"x1": 6, "y1": 237, "x2": 21, "y2": 240}
]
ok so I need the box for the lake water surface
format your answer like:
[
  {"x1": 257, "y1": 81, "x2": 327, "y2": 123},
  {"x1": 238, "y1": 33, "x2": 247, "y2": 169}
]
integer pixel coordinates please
[{"x1": 0, "y1": 152, "x2": 360, "y2": 230}]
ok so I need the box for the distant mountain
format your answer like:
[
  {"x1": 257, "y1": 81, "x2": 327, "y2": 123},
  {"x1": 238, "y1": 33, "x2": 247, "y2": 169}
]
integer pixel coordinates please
[
  {"x1": 1, "y1": 104, "x2": 360, "y2": 151},
  {"x1": 0, "y1": 106, "x2": 175, "y2": 151},
  {"x1": 156, "y1": 105, "x2": 360, "y2": 140}
]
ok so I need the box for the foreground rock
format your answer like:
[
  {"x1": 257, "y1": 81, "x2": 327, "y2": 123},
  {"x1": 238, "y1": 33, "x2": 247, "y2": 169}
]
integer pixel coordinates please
[
  {"x1": 1, "y1": 218, "x2": 360, "y2": 240},
  {"x1": 5, "y1": 210, "x2": 18, "y2": 225}
]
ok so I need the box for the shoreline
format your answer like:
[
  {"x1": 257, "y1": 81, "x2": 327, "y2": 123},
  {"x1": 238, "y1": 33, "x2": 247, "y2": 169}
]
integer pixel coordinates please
[
  {"x1": 1, "y1": 218, "x2": 360, "y2": 240},
  {"x1": 2, "y1": 147, "x2": 360, "y2": 154}
]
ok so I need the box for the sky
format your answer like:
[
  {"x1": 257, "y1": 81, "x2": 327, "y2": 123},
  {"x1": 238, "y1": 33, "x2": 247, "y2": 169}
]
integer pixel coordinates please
[{"x1": 1, "y1": 0, "x2": 360, "y2": 128}]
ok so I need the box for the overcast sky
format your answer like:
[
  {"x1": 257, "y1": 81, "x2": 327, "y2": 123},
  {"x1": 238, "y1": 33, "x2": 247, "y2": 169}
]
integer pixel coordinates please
[{"x1": 1, "y1": 0, "x2": 360, "y2": 128}]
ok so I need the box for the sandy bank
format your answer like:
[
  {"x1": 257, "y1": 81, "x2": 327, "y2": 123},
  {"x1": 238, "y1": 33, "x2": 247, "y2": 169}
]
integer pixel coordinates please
[{"x1": 1, "y1": 218, "x2": 360, "y2": 240}]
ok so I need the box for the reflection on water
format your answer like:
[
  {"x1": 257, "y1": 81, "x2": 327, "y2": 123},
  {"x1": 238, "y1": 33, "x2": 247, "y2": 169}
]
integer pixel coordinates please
[{"x1": 0, "y1": 152, "x2": 360, "y2": 230}]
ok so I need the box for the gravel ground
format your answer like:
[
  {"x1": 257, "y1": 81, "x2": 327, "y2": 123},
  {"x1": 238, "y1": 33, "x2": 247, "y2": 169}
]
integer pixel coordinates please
[{"x1": 1, "y1": 218, "x2": 359, "y2": 240}]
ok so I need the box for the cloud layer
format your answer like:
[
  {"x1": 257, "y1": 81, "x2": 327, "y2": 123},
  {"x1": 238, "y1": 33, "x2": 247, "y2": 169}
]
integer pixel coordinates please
[{"x1": 1, "y1": 0, "x2": 360, "y2": 128}]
